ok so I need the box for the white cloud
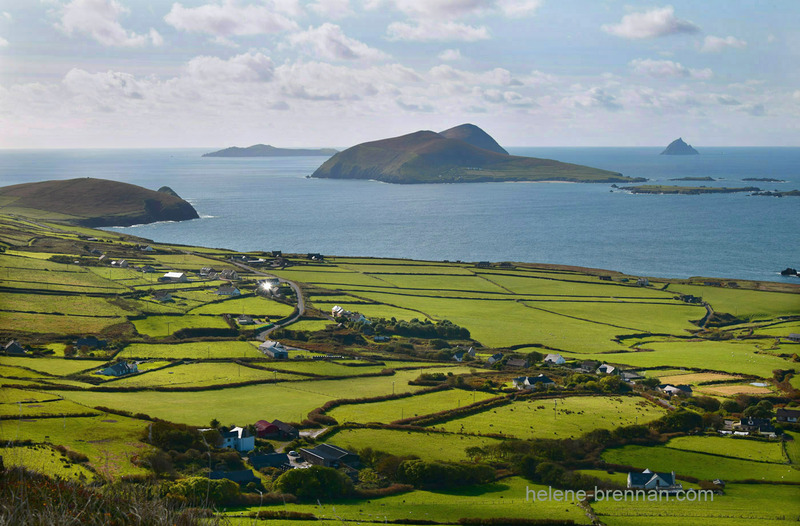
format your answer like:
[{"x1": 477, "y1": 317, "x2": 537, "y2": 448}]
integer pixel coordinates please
[
  {"x1": 438, "y1": 48, "x2": 462, "y2": 61},
  {"x1": 184, "y1": 52, "x2": 275, "y2": 82},
  {"x1": 396, "y1": 98, "x2": 433, "y2": 112},
  {"x1": 716, "y1": 95, "x2": 741, "y2": 106},
  {"x1": 701, "y1": 35, "x2": 747, "y2": 53},
  {"x1": 288, "y1": 23, "x2": 388, "y2": 61},
  {"x1": 63, "y1": 68, "x2": 147, "y2": 100},
  {"x1": 602, "y1": 6, "x2": 699, "y2": 39},
  {"x1": 794, "y1": 90, "x2": 800, "y2": 100},
  {"x1": 497, "y1": 0, "x2": 542, "y2": 17},
  {"x1": 1, "y1": 11, "x2": 11, "y2": 21},
  {"x1": 0, "y1": 36, "x2": 8, "y2": 48},
  {"x1": 383, "y1": 0, "x2": 540, "y2": 18},
  {"x1": 308, "y1": 0, "x2": 353, "y2": 19},
  {"x1": 55, "y1": 0, "x2": 162, "y2": 47},
  {"x1": 387, "y1": 20, "x2": 489, "y2": 42},
  {"x1": 741, "y1": 103, "x2": 765, "y2": 116},
  {"x1": 629, "y1": 58, "x2": 712, "y2": 80},
  {"x1": 164, "y1": 1, "x2": 298, "y2": 39}
]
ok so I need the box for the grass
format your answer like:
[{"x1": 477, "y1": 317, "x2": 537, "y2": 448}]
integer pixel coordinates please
[
  {"x1": 0, "y1": 413, "x2": 154, "y2": 479},
  {"x1": 328, "y1": 389, "x2": 497, "y2": 424},
  {"x1": 786, "y1": 432, "x2": 800, "y2": 465},
  {"x1": 431, "y1": 396, "x2": 665, "y2": 440},
  {"x1": 656, "y1": 372, "x2": 742, "y2": 385},
  {"x1": 109, "y1": 361, "x2": 302, "y2": 387},
  {"x1": 665, "y1": 436, "x2": 787, "y2": 463},
  {"x1": 0, "y1": 398, "x2": 97, "y2": 418},
  {"x1": 131, "y1": 314, "x2": 229, "y2": 337},
  {"x1": 1, "y1": 445, "x2": 96, "y2": 481},
  {"x1": 283, "y1": 319, "x2": 333, "y2": 332},
  {"x1": 189, "y1": 295, "x2": 295, "y2": 317},
  {"x1": 327, "y1": 427, "x2": 505, "y2": 463},
  {"x1": 670, "y1": 284, "x2": 800, "y2": 320},
  {"x1": 0, "y1": 357, "x2": 109, "y2": 376},
  {"x1": 0, "y1": 292, "x2": 132, "y2": 317},
  {"x1": 602, "y1": 444, "x2": 800, "y2": 482},
  {"x1": 698, "y1": 384, "x2": 773, "y2": 396},
  {"x1": 595, "y1": 483, "x2": 800, "y2": 525},
  {"x1": 266, "y1": 360, "x2": 395, "y2": 377},
  {"x1": 313, "y1": 301, "x2": 429, "y2": 321},
  {"x1": 118, "y1": 341, "x2": 263, "y2": 360},
  {"x1": 0, "y1": 311, "x2": 127, "y2": 335}
]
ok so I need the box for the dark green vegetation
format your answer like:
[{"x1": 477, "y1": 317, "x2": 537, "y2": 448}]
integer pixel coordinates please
[
  {"x1": 743, "y1": 177, "x2": 786, "y2": 182},
  {"x1": 618, "y1": 184, "x2": 759, "y2": 195},
  {"x1": 312, "y1": 124, "x2": 644, "y2": 184},
  {"x1": 669, "y1": 177, "x2": 715, "y2": 181},
  {"x1": 751, "y1": 190, "x2": 800, "y2": 197},
  {"x1": 1, "y1": 213, "x2": 799, "y2": 525},
  {"x1": 661, "y1": 137, "x2": 699, "y2": 155},
  {"x1": 202, "y1": 144, "x2": 338, "y2": 157},
  {"x1": 0, "y1": 178, "x2": 198, "y2": 227}
]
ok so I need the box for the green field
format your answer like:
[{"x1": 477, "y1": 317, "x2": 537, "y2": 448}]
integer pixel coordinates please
[
  {"x1": 1, "y1": 445, "x2": 96, "y2": 481},
  {"x1": 603, "y1": 444, "x2": 800, "y2": 482},
  {"x1": 328, "y1": 388, "x2": 497, "y2": 424},
  {"x1": 0, "y1": 397, "x2": 97, "y2": 418},
  {"x1": 0, "y1": 357, "x2": 109, "y2": 376},
  {"x1": 0, "y1": 310, "x2": 127, "y2": 335},
  {"x1": 431, "y1": 396, "x2": 665, "y2": 440},
  {"x1": 119, "y1": 341, "x2": 263, "y2": 360},
  {"x1": 108, "y1": 361, "x2": 302, "y2": 387},
  {"x1": 671, "y1": 284, "x2": 800, "y2": 320},
  {"x1": 665, "y1": 436, "x2": 787, "y2": 463},
  {"x1": 327, "y1": 427, "x2": 505, "y2": 463},
  {"x1": 189, "y1": 295, "x2": 295, "y2": 317},
  {"x1": 131, "y1": 314, "x2": 229, "y2": 337}
]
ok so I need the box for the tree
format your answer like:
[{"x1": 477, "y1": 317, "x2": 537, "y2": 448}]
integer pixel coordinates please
[
  {"x1": 209, "y1": 418, "x2": 220, "y2": 429},
  {"x1": 273, "y1": 466, "x2": 352, "y2": 501}
]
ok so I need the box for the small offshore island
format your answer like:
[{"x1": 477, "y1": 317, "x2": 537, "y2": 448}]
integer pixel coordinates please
[
  {"x1": 0, "y1": 178, "x2": 199, "y2": 227},
  {"x1": 311, "y1": 124, "x2": 645, "y2": 184},
  {"x1": 203, "y1": 144, "x2": 338, "y2": 157},
  {"x1": 661, "y1": 138, "x2": 699, "y2": 155}
]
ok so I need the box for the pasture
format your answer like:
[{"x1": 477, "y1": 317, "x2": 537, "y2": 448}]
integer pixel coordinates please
[
  {"x1": 431, "y1": 396, "x2": 665, "y2": 440},
  {"x1": 131, "y1": 314, "x2": 229, "y2": 337},
  {"x1": 189, "y1": 295, "x2": 295, "y2": 317},
  {"x1": 0, "y1": 357, "x2": 108, "y2": 376},
  {"x1": 665, "y1": 435, "x2": 787, "y2": 463},
  {"x1": 670, "y1": 284, "x2": 800, "y2": 320},
  {"x1": 2, "y1": 445, "x2": 96, "y2": 481},
  {"x1": 119, "y1": 341, "x2": 263, "y2": 360},
  {"x1": 108, "y1": 361, "x2": 303, "y2": 387}
]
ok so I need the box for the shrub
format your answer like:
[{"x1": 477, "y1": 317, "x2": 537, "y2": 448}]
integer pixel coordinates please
[{"x1": 273, "y1": 466, "x2": 353, "y2": 501}]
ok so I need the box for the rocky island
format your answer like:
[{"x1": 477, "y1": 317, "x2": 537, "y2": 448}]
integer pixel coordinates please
[
  {"x1": 311, "y1": 124, "x2": 643, "y2": 184},
  {"x1": 203, "y1": 144, "x2": 338, "y2": 157},
  {"x1": 661, "y1": 138, "x2": 699, "y2": 155},
  {"x1": 0, "y1": 178, "x2": 199, "y2": 227},
  {"x1": 615, "y1": 184, "x2": 759, "y2": 195}
]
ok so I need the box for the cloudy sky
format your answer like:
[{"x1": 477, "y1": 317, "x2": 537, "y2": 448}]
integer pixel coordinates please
[{"x1": 0, "y1": 1, "x2": 798, "y2": 148}]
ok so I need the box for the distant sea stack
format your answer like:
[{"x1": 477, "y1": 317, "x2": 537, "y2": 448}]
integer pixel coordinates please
[
  {"x1": 661, "y1": 138, "x2": 699, "y2": 155},
  {"x1": 0, "y1": 178, "x2": 199, "y2": 227},
  {"x1": 203, "y1": 144, "x2": 338, "y2": 157},
  {"x1": 311, "y1": 124, "x2": 643, "y2": 184}
]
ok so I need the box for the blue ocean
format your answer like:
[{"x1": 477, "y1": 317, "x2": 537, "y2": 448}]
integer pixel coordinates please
[{"x1": 0, "y1": 147, "x2": 798, "y2": 283}]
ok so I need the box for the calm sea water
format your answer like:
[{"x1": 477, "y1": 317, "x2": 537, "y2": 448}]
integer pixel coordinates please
[{"x1": 0, "y1": 147, "x2": 798, "y2": 283}]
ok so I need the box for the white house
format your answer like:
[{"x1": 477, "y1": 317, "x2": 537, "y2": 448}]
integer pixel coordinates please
[
  {"x1": 544, "y1": 353, "x2": 565, "y2": 365},
  {"x1": 163, "y1": 272, "x2": 188, "y2": 283},
  {"x1": 596, "y1": 363, "x2": 617, "y2": 375},
  {"x1": 220, "y1": 426, "x2": 255, "y2": 452}
]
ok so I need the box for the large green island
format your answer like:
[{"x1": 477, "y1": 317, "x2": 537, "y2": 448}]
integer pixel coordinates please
[{"x1": 312, "y1": 124, "x2": 645, "y2": 184}]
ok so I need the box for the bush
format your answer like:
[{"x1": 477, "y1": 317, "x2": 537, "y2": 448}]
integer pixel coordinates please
[
  {"x1": 273, "y1": 466, "x2": 353, "y2": 501},
  {"x1": 167, "y1": 476, "x2": 241, "y2": 507},
  {"x1": 396, "y1": 460, "x2": 495, "y2": 489}
]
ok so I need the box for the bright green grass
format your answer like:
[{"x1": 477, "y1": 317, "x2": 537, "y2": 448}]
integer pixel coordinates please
[
  {"x1": 785, "y1": 432, "x2": 800, "y2": 465},
  {"x1": 284, "y1": 319, "x2": 333, "y2": 332},
  {"x1": 0, "y1": 357, "x2": 108, "y2": 376},
  {"x1": 119, "y1": 341, "x2": 262, "y2": 360},
  {"x1": 595, "y1": 483, "x2": 800, "y2": 526},
  {"x1": 85, "y1": 266, "x2": 153, "y2": 286},
  {"x1": 602, "y1": 445, "x2": 800, "y2": 482},
  {"x1": 665, "y1": 436, "x2": 787, "y2": 463},
  {"x1": 108, "y1": 361, "x2": 302, "y2": 387},
  {"x1": 670, "y1": 284, "x2": 800, "y2": 320},
  {"x1": 371, "y1": 273, "x2": 508, "y2": 293},
  {"x1": 314, "y1": 301, "x2": 429, "y2": 321},
  {"x1": 0, "y1": 292, "x2": 131, "y2": 317},
  {"x1": 327, "y1": 428, "x2": 505, "y2": 463},
  {"x1": 0, "y1": 398, "x2": 97, "y2": 417},
  {"x1": 189, "y1": 296, "x2": 295, "y2": 316},
  {"x1": 0, "y1": 387, "x2": 61, "y2": 404},
  {"x1": 0, "y1": 364, "x2": 51, "y2": 378},
  {"x1": 147, "y1": 253, "x2": 228, "y2": 268},
  {"x1": 2, "y1": 445, "x2": 96, "y2": 481},
  {"x1": 0, "y1": 311, "x2": 126, "y2": 335},
  {"x1": 479, "y1": 273, "x2": 672, "y2": 298},
  {"x1": 0, "y1": 413, "x2": 154, "y2": 479},
  {"x1": 566, "y1": 340, "x2": 797, "y2": 379},
  {"x1": 269, "y1": 268, "x2": 389, "y2": 287},
  {"x1": 754, "y1": 321, "x2": 800, "y2": 337},
  {"x1": 338, "y1": 263, "x2": 476, "y2": 275},
  {"x1": 0, "y1": 266, "x2": 126, "y2": 291},
  {"x1": 328, "y1": 389, "x2": 497, "y2": 424},
  {"x1": 241, "y1": 477, "x2": 583, "y2": 524},
  {"x1": 131, "y1": 314, "x2": 228, "y2": 337},
  {"x1": 266, "y1": 361, "x2": 392, "y2": 377},
  {"x1": 432, "y1": 396, "x2": 664, "y2": 440},
  {"x1": 49, "y1": 367, "x2": 472, "y2": 426}
]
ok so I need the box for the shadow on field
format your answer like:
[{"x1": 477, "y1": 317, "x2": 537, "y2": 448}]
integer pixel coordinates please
[{"x1": 431, "y1": 482, "x2": 510, "y2": 496}]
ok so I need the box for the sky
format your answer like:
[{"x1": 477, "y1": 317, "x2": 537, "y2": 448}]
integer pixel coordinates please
[{"x1": 0, "y1": 0, "x2": 798, "y2": 148}]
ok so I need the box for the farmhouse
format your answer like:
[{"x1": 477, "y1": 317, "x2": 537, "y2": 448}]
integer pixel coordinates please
[
  {"x1": 163, "y1": 272, "x2": 188, "y2": 283},
  {"x1": 76, "y1": 336, "x2": 107, "y2": 349},
  {"x1": 453, "y1": 347, "x2": 475, "y2": 362},
  {"x1": 627, "y1": 469, "x2": 683, "y2": 493},
  {"x1": 254, "y1": 419, "x2": 298, "y2": 440},
  {"x1": 620, "y1": 370, "x2": 644, "y2": 383},
  {"x1": 4, "y1": 340, "x2": 27, "y2": 355},
  {"x1": 487, "y1": 352, "x2": 504, "y2": 365},
  {"x1": 544, "y1": 353, "x2": 565, "y2": 365},
  {"x1": 512, "y1": 374, "x2": 554, "y2": 390},
  {"x1": 220, "y1": 426, "x2": 255, "y2": 452},
  {"x1": 237, "y1": 315, "x2": 254, "y2": 325},
  {"x1": 332, "y1": 305, "x2": 350, "y2": 318},
  {"x1": 259, "y1": 341, "x2": 289, "y2": 359},
  {"x1": 151, "y1": 291, "x2": 173, "y2": 303},
  {"x1": 209, "y1": 469, "x2": 258, "y2": 484},
  {"x1": 777, "y1": 408, "x2": 800, "y2": 423},
  {"x1": 98, "y1": 361, "x2": 138, "y2": 377},
  {"x1": 220, "y1": 269, "x2": 239, "y2": 280},
  {"x1": 299, "y1": 444, "x2": 360, "y2": 470},
  {"x1": 637, "y1": 278, "x2": 649, "y2": 287},
  {"x1": 199, "y1": 267, "x2": 219, "y2": 277},
  {"x1": 787, "y1": 333, "x2": 800, "y2": 343},
  {"x1": 215, "y1": 284, "x2": 240, "y2": 296},
  {"x1": 737, "y1": 417, "x2": 775, "y2": 435},
  {"x1": 596, "y1": 364, "x2": 617, "y2": 375},
  {"x1": 659, "y1": 384, "x2": 693, "y2": 397}
]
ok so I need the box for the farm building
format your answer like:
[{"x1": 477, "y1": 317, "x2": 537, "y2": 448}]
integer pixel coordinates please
[
  {"x1": 543, "y1": 353, "x2": 565, "y2": 365},
  {"x1": 658, "y1": 384, "x2": 693, "y2": 396},
  {"x1": 259, "y1": 341, "x2": 289, "y2": 359},
  {"x1": 453, "y1": 348, "x2": 474, "y2": 362},
  {"x1": 787, "y1": 333, "x2": 800, "y2": 342},
  {"x1": 151, "y1": 291, "x2": 173, "y2": 303},
  {"x1": 98, "y1": 361, "x2": 138, "y2": 377},
  {"x1": 209, "y1": 469, "x2": 258, "y2": 484},
  {"x1": 512, "y1": 374, "x2": 554, "y2": 390},
  {"x1": 219, "y1": 426, "x2": 255, "y2": 452},
  {"x1": 736, "y1": 417, "x2": 775, "y2": 435},
  {"x1": 777, "y1": 408, "x2": 800, "y2": 423},
  {"x1": 596, "y1": 364, "x2": 617, "y2": 375},
  {"x1": 220, "y1": 269, "x2": 239, "y2": 280},
  {"x1": 299, "y1": 444, "x2": 360, "y2": 469},
  {"x1": 248, "y1": 452, "x2": 290, "y2": 470},
  {"x1": 163, "y1": 272, "x2": 188, "y2": 283},
  {"x1": 506, "y1": 358, "x2": 528, "y2": 368},
  {"x1": 254, "y1": 419, "x2": 298, "y2": 439},
  {"x1": 627, "y1": 469, "x2": 683, "y2": 493},
  {"x1": 215, "y1": 284, "x2": 241, "y2": 296},
  {"x1": 487, "y1": 352, "x2": 504, "y2": 365},
  {"x1": 110, "y1": 260, "x2": 129, "y2": 268},
  {"x1": 237, "y1": 315, "x2": 254, "y2": 325},
  {"x1": 4, "y1": 340, "x2": 27, "y2": 355},
  {"x1": 141, "y1": 265, "x2": 156, "y2": 273},
  {"x1": 199, "y1": 267, "x2": 219, "y2": 277},
  {"x1": 620, "y1": 370, "x2": 644, "y2": 383}
]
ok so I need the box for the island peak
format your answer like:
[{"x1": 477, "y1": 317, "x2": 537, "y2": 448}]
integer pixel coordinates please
[{"x1": 661, "y1": 137, "x2": 699, "y2": 155}]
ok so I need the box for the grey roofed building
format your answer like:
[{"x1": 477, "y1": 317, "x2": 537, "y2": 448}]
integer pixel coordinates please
[
  {"x1": 627, "y1": 469, "x2": 682, "y2": 492},
  {"x1": 248, "y1": 452, "x2": 290, "y2": 470},
  {"x1": 209, "y1": 469, "x2": 258, "y2": 484},
  {"x1": 777, "y1": 408, "x2": 800, "y2": 423},
  {"x1": 76, "y1": 336, "x2": 107, "y2": 349},
  {"x1": 98, "y1": 361, "x2": 138, "y2": 377},
  {"x1": 487, "y1": 352, "x2": 504, "y2": 365},
  {"x1": 299, "y1": 443, "x2": 361, "y2": 469},
  {"x1": 506, "y1": 358, "x2": 528, "y2": 368},
  {"x1": 788, "y1": 333, "x2": 800, "y2": 342},
  {"x1": 271, "y1": 419, "x2": 299, "y2": 439},
  {"x1": 543, "y1": 353, "x2": 565, "y2": 365},
  {"x1": 4, "y1": 340, "x2": 26, "y2": 355}
]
